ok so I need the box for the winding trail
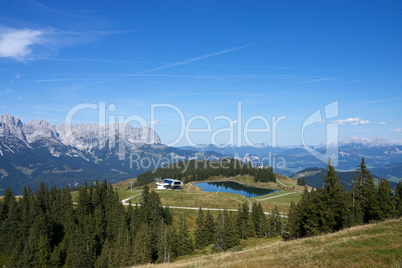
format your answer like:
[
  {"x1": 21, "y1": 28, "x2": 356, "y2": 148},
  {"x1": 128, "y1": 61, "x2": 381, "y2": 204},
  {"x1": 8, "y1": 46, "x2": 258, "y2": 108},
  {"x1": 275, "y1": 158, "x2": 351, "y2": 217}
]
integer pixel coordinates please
[
  {"x1": 256, "y1": 192, "x2": 297, "y2": 201},
  {"x1": 121, "y1": 193, "x2": 142, "y2": 205},
  {"x1": 276, "y1": 179, "x2": 286, "y2": 186},
  {"x1": 121, "y1": 192, "x2": 287, "y2": 218}
]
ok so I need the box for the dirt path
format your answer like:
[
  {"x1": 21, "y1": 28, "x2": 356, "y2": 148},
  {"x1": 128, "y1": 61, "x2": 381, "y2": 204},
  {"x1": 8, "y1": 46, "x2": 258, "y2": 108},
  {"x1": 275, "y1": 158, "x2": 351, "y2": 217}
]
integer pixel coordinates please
[
  {"x1": 121, "y1": 193, "x2": 142, "y2": 205},
  {"x1": 256, "y1": 192, "x2": 296, "y2": 201},
  {"x1": 276, "y1": 179, "x2": 286, "y2": 186},
  {"x1": 121, "y1": 190, "x2": 287, "y2": 217}
]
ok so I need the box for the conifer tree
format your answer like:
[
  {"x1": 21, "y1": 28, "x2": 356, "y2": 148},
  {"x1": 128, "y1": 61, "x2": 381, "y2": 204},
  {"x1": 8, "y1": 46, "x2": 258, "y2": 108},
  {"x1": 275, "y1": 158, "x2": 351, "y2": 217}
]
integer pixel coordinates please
[
  {"x1": 237, "y1": 202, "x2": 254, "y2": 239},
  {"x1": 321, "y1": 159, "x2": 346, "y2": 232},
  {"x1": 375, "y1": 179, "x2": 396, "y2": 220},
  {"x1": 133, "y1": 224, "x2": 152, "y2": 265},
  {"x1": 195, "y1": 207, "x2": 207, "y2": 248},
  {"x1": 269, "y1": 206, "x2": 283, "y2": 235},
  {"x1": 215, "y1": 210, "x2": 239, "y2": 251},
  {"x1": 157, "y1": 222, "x2": 173, "y2": 263},
  {"x1": 176, "y1": 214, "x2": 193, "y2": 256},
  {"x1": 251, "y1": 202, "x2": 262, "y2": 237},
  {"x1": 205, "y1": 210, "x2": 215, "y2": 245},
  {"x1": 283, "y1": 201, "x2": 299, "y2": 240},
  {"x1": 0, "y1": 189, "x2": 20, "y2": 254},
  {"x1": 395, "y1": 181, "x2": 402, "y2": 217},
  {"x1": 352, "y1": 157, "x2": 369, "y2": 224}
]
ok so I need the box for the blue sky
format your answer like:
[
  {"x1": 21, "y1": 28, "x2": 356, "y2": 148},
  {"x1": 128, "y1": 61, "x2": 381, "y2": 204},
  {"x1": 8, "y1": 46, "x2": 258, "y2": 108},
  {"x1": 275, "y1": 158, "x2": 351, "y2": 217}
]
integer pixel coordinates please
[{"x1": 0, "y1": 0, "x2": 401, "y2": 146}]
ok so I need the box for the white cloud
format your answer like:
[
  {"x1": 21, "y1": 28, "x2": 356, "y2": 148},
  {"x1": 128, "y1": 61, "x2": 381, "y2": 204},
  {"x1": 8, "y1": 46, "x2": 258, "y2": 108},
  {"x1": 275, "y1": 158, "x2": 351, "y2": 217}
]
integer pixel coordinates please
[
  {"x1": 0, "y1": 105, "x2": 7, "y2": 109},
  {"x1": 0, "y1": 26, "x2": 131, "y2": 61},
  {"x1": 361, "y1": 130, "x2": 373, "y2": 133},
  {"x1": 0, "y1": 27, "x2": 43, "y2": 60},
  {"x1": 149, "y1": 120, "x2": 158, "y2": 126},
  {"x1": 374, "y1": 122, "x2": 387, "y2": 125},
  {"x1": 230, "y1": 120, "x2": 238, "y2": 126},
  {"x1": 332, "y1": 117, "x2": 370, "y2": 126},
  {"x1": 390, "y1": 128, "x2": 402, "y2": 133}
]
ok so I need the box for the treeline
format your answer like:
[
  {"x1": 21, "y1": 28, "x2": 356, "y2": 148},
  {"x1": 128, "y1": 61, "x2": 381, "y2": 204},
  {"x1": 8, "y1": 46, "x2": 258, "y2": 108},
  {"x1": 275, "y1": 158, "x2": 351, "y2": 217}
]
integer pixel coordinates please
[
  {"x1": 0, "y1": 181, "x2": 192, "y2": 267},
  {"x1": 194, "y1": 202, "x2": 283, "y2": 251},
  {"x1": 296, "y1": 177, "x2": 306, "y2": 186},
  {"x1": 135, "y1": 159, "x2": 275, "y2": 186},
  {"x1": 0, "y1": 180, "x2": 284, "y2": 267},
  {"x1": 284, "y1": 158, "x2": 402, "y2": 240}
]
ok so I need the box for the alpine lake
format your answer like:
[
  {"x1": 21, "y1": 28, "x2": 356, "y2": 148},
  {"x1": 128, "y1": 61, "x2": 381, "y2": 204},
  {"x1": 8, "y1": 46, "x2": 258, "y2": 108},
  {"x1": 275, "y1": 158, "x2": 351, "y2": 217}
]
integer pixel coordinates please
[{"x1": 194, "y1": 181, "x2": 277, "y2": 198}]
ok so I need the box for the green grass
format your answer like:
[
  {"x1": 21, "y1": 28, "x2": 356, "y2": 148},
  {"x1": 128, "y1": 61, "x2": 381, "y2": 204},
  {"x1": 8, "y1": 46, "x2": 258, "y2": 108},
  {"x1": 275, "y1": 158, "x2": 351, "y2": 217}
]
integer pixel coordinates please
[
  {"x1": 70, "y1": 189, "x2": 141, "y2": 202},
  {"x1": 250, "y1": 191, "x2": 303, "y2": 215},
  {"x1": 117, "y1": 190, "x2": 142, "y2": 200},
  {"x1": 130, "y1": 189, "x2": 246, "y2": 210},
  {"x1": 136, "y1": 218, "x2": 402, "y2": 268},
  {"x1": 70, "y1": 190, "x2": 79, "y2": 202},
  {"x1": 119, "y1": 175, "x2": 303, "y2": 215}
]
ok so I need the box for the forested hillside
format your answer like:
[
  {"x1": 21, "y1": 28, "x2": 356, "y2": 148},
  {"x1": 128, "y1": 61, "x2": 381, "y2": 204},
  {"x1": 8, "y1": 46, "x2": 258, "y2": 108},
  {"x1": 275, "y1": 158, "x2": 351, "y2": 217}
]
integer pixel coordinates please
[
  {"x1": 291, "y1": 167, "x2": 398, "y2": 190},
  {"x1": 284, "y1": 158, "x2": 402, "y2": 240},
  {"x1": 0, "y1": 158, "x2": 400, "y2": 267},
  {"x1": 0, "y1": 180, "x2": 282, "y2": 267},
  {"x1": 135, "y1": 158, "x2": 275, "y2": 186}
]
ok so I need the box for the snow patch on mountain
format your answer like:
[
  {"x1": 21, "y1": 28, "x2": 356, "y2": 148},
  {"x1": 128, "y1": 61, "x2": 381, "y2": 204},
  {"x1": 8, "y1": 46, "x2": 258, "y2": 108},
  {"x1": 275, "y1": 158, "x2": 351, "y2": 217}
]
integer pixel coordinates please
[
  {"x1": 0, "y1": 113, "x2": 162, "y2": 155},
  {"x1": 326, "y1": 136, "x2": 402, "y2": 148}
]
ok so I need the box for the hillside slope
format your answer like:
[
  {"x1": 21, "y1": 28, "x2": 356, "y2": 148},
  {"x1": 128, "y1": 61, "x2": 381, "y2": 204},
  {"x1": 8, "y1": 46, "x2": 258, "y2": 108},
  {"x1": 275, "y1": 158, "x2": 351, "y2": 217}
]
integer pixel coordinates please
[
  {"x1": 137, "y1": 218, "x2": 402, "y2": 268},
  {"x1": 291, "y1": 167, "x2": 398, "y2": 190}
]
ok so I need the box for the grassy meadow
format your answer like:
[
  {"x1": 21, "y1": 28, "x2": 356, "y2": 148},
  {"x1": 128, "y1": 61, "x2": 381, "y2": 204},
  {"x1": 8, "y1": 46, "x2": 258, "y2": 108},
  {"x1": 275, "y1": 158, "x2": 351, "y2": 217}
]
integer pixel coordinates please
[{"x1": 135, "y1": 218, "x2": 402, "y2": 268}]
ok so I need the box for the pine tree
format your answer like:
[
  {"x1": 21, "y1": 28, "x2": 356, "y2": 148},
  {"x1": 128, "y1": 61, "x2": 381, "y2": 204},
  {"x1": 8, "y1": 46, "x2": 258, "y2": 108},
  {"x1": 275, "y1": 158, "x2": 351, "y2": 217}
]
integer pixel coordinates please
[
  {"x1": 237, "y1": 202, "x2": 254, "y2": 239},
  {"x1": 195, "y1": 208, "x2": 206, "y2": 249},
  {"x1": 395, "y1": 181, "x2": 402, "y2": 217},
  {"x1": 251, "y1": 202, "x2": 263, "y2": 237},
  {"x1": 352, "y1": 157, "x2": 368, "y2": 224},
  {"x1": 157, "y1": 222, "x2": 173, "y2": 263},
  {"x1": 269, "y1": 206, "x2": 282, "y2": 235},
  {"x1": 363, "y1": 172, "x2": 379, "y2": 223},
  {"x1": 37, "y1": 234, "x2": 51, "y2": 267},
  {"x1": 133, "y1": 224, "x2": 152, "y2": 265},
  {"x1": 205, "y1": 210, "x2": 215, "y2": 245},
  {"x1": 215, "y1": 210, "x2": 239, "y2": 251},
  {"x1": 283, "y1": 201, "x2": 299, "y2": 240},
  {"x1": 321, "y1": 159, "x2": 346, "y2": 232},
  {"x1": 0, "y1": 189, "x2": 20, "y2": 255},
  {"x1": 375, "y1": 179, "x2": 396, "y2": 220},
  {"x1": 176, "y1": 214, "x2": 193, "y2": 256}
]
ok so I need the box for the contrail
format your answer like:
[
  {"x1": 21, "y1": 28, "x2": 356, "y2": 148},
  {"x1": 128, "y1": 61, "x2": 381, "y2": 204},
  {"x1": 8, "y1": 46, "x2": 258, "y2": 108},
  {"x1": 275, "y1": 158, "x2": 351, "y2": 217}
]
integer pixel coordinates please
[{"x1": 95, "y1": 42, "x2": 258, "y2": 84}]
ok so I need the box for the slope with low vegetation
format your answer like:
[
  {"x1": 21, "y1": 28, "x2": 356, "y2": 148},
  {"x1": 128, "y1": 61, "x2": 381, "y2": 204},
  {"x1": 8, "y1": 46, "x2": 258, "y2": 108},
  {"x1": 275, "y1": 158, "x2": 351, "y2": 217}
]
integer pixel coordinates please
[{"x1": 137, "y1": 218, "x2": 402, "y2": 268}]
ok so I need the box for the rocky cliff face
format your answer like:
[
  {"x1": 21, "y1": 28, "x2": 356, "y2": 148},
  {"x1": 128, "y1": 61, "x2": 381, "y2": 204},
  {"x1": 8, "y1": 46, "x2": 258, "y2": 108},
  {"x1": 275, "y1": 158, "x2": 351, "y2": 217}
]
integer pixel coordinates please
[
  {"x1": 0, "y1": 113, "x2": 221, "y2": 195},
  {"x1": 0, "y1": 113, "x2": 161, "y2": 156}
]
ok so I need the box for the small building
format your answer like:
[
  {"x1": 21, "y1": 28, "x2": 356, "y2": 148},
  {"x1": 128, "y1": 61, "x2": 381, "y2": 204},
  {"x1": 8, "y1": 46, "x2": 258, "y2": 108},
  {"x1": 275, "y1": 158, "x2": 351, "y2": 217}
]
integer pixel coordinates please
[{"x1": 156, "y1": 179, "x2": 183, "y2": 190}]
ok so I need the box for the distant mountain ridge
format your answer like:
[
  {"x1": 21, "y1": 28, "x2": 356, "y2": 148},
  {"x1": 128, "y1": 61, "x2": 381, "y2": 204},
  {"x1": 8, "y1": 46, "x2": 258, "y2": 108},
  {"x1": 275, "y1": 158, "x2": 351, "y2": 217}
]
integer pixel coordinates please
[
  {"x1": 0, "y1": 113, "x2": 161, "y2": 152},
  {"x1": 290, "y1": 167, "x2": 398, "y2": 190},
  {"x1": 1, "y1": 113, "x2": 401, "y2": 194},
  {"x1": 325, "y1": 136, "x2": 402, "y2": 148},
  {"x1": 0, "y1": 113, "x2": 222, "y2": 195},
  {"x1": 179, "y1": 137, "x2": 402, "y2": 177}
]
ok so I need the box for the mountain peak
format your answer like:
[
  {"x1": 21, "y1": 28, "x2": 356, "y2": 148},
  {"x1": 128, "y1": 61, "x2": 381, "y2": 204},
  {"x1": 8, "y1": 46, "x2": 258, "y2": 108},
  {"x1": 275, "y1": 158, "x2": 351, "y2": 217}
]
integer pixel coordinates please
[
  {"x1": 338, "y1": 136, "x2": 402, "y2": 147},
  {"x1": 1, "y1": 113, "x2": 161, "y2": 149},
  {"x1": 0, "y1": 113, "x2": 23, "y2": 127}
]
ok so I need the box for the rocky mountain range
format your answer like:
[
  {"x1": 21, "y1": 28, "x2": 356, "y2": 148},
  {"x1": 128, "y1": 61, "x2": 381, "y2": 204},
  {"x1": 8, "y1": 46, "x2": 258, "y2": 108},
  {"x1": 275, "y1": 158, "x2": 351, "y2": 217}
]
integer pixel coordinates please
[
  {"x1": 0, "y1": 114, "x2": 220, "y2": 195},
  {"x1": 179, "y1": 137, "x2": 402, "y2": 180},
  {"x1": 1, "y1": 113, "x2": 401, "y2": 194},
  {"x1": 326, "y1": 136, "x2": 402, "y2": 148}
]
